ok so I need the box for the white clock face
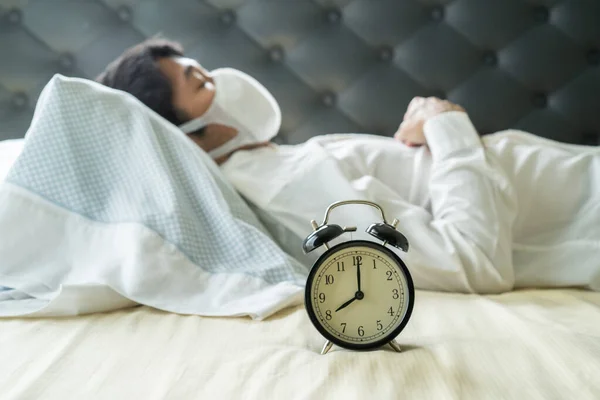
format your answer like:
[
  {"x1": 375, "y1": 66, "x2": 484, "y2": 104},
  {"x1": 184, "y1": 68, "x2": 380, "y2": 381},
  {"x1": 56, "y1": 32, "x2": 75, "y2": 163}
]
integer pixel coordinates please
[{"x1": 308, "y1": 244, "x2": 412, "y2": 347}]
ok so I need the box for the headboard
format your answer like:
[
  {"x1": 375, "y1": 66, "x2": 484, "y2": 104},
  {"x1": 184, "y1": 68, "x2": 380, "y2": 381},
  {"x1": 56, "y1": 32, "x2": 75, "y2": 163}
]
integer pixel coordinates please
[{"x1": 0, "y1": 0, "x2": 598, "y2": 145}]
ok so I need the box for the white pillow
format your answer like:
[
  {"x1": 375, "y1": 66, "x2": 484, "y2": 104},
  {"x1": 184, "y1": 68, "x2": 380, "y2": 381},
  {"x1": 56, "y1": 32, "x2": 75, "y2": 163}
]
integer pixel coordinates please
[{"x1": 0, "y1": 139, "x2": 25, "y2": 181}]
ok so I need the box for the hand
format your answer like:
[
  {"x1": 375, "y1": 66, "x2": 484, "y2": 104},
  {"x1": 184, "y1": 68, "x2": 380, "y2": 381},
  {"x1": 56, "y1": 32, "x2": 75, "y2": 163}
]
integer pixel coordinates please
[
  {"x1": 356, "y1": 259, "x2": 361, "y2": 292},
  {"x1": 335, "y1": 296, "x2": 357, "y2": 312},
  {"x1": 394, "y1": 96, "x2": 465, "y2": 147}
]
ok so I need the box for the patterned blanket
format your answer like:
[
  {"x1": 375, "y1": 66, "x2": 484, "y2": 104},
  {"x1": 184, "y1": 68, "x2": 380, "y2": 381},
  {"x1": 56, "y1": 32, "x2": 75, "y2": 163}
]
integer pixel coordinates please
[{"x1": 0, "y1": 75, "x2": 307, "y2": 319}]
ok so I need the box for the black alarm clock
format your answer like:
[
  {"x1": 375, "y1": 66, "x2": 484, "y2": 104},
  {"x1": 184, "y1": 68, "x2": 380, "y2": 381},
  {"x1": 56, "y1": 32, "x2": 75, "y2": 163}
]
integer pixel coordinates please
[{"x1": 302, "y1": 200, "x2": 415, "y2": 354}]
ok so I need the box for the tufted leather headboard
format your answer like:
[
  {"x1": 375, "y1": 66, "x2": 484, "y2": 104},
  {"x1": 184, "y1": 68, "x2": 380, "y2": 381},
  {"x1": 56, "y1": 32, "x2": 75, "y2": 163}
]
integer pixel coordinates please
[{"x1": 0, "y1": 0, "x2": 598, "y2": 145}]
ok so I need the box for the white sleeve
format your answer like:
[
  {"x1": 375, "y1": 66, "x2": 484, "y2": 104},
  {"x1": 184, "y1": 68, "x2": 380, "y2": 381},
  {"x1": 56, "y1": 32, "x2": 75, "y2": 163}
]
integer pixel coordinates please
[{"x1": 396, "y1": 111, "x2": 517, "y2": 293}]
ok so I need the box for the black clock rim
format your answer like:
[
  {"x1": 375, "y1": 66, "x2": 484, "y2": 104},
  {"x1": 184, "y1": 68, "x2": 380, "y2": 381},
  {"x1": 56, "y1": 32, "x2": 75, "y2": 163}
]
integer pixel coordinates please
[{"x1": 304, "y1": 240, "x2": 415, "y2": 351}]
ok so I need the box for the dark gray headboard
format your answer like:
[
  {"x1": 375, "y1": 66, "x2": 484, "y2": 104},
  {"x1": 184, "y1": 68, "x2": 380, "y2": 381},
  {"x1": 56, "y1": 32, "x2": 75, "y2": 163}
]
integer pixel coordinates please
[{"x1": 1, "y1": 0, "x2": 598, "y2": 145}]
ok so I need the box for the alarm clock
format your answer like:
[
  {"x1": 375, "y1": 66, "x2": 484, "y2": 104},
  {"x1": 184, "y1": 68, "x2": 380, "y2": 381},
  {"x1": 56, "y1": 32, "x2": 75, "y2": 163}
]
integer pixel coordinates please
[{"x1": 302, "y1": 200, "x2": 415, "y2": 354}]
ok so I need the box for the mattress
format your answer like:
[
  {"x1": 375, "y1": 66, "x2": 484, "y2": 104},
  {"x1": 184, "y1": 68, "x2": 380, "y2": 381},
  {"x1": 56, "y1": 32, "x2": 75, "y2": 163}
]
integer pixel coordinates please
[{"x1": 1, "y1": 289, "x2": 599, "y2": 399}]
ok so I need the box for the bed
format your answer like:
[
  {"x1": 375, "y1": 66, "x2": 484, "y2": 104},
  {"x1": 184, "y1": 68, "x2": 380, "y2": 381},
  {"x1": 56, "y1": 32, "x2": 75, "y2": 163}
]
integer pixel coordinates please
[
  {"x1": 2, "y1": 289, "x2": 600, "y2": 399},
  {"x1": 1, "y1": 76, "x2": 598, "y2": 399}
]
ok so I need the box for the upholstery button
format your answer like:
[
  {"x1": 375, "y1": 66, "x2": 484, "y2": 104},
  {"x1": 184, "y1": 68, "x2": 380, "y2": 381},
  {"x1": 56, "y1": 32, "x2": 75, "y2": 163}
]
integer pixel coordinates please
[
  {"x1": 482, "y1": 51, "x2": 497, "y2": 67},
  {"x1": 326, "y1": 9, "x2": 342, "y2": 24},
  {"x1": 6, "y1": 8, "x2": 22, "y2": 24},
  {"x1": 379, "y1": 46, "x2": 394, "y2": 62},
  {"x1": 430, "y1": 6, "x2": 444, "y2": 21},
  {"x1": 532, "y1": 93, "x2": 548, "y2": 108},
  {"x1": 268, "y1": 45, "x2": 284, "y2": 63},
  {"x1": 321, "y1": 91, "x2": 336, "y2": 107},
  {"x1": 116, "y1": 6, "x2": 132, "y2": 22},
  {"x1": 587, "y1": 49, "x2": 599, "y2": 66},
  {"x1": 11, "y1": 92, "x2": 28, "y2": 110},
  {"x1": 220, "y1": 10, "x2": 236, "y2": 26},
  {"x1": 532, "y1": 6, "x2": 549, "y2": 23},
  {"x1": 58, "y1": 53, "x2": 75, "y2": 71}
]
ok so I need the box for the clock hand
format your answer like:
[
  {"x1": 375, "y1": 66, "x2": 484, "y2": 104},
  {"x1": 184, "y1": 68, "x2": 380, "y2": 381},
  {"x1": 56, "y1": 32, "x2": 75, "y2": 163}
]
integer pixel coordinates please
[
  {"x1": 335, "y1": 296, "x2": 357, "y2": 312},
  {"x1": 357, "y1": 260, "x2": 361, "y2": 292}
]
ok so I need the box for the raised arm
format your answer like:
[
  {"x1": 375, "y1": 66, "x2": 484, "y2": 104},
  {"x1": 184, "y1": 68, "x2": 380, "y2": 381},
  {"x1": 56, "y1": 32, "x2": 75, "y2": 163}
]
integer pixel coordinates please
[{"x1": 392, "y1": 97, "x2": 518, "y2": 293}]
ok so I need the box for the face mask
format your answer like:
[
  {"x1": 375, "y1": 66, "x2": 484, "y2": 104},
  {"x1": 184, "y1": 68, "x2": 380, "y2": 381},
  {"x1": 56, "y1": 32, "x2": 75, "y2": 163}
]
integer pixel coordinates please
[{"x1": 178, "y1": 68, "x2": 282, "y2": 160}]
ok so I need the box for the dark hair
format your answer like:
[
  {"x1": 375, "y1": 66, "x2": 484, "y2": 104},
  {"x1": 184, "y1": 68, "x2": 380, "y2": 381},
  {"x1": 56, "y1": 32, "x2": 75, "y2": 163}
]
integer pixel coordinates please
[{"x1": 96, "y1": 38, "x2": 186, "y2": 125}]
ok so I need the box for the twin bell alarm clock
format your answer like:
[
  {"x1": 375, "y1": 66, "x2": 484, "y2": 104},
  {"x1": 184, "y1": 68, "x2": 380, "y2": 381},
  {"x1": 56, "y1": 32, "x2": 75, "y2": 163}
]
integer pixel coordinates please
[{"x1": 302, "y1": 200, "x2": 415, "y2": 355}]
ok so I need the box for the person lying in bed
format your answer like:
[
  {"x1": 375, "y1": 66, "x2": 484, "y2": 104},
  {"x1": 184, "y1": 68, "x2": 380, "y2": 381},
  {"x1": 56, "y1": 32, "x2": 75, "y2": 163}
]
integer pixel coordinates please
[{"x1": 97, "y1": 38, "x2": 600, "y2": 294}]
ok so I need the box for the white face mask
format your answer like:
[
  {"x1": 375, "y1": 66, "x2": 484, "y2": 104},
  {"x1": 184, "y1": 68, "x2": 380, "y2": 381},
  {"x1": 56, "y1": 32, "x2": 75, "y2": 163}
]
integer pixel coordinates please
[{"x1": 178, "y1": 68, "x2": 282, "y2": 160}]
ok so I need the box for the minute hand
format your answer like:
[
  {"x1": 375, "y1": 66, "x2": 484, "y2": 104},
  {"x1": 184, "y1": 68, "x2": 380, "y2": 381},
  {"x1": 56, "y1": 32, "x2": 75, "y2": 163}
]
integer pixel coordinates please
[{"x1": 357, "y1": 260, "x2": 361, "y2": 292}]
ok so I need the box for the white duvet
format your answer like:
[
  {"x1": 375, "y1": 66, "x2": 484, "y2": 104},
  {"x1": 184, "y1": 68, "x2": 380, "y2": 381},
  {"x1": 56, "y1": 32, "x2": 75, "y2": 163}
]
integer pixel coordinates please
[{"x1": 0, "y1": 75, "x2": 307, "y2": 319}]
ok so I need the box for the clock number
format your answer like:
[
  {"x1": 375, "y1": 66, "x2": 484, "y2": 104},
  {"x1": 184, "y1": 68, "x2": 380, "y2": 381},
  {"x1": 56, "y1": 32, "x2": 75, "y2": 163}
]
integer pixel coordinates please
[
  {"x1": 358, "y1": 326, "x2": 364, "y2": 337},
  {"x1": 387, "y1": 306, "x2": 395, "y2": 317},
  {"x1": 325, "y1": 310, "x2": 332, "y2": 320},
  {"x1": 337, "y1": 262, "x2": 345, "y2": 272},
  {"x1": 386, "y1": 271, "x2": 393, "y2": 281},
  {"x1": 373, "y1": 259, "x2": 377, "y2": 269},
  {"x1": 392, "y1": 289, "x2": 399, "y2": 299},
  {"x1": 319, "y1": 293, "x2": 326, "y2": 303},
  {"x1": 353, "y1": 256, "x2": 363, "y2": 266},
  {"x1": 325, "y1": 275, "x2": 334, "y2": 285},
  {"x1": 377, "y1": 320, "x2": 383, "y2": 331},
  {"x1": 340, "y1": 322, "x2": 347, "y2": 333}
]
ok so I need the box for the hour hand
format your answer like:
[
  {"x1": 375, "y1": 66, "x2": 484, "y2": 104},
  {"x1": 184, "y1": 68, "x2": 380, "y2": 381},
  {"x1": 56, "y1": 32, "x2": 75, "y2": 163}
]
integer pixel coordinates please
[{"x1": 335, "y1": 296, "x2": 357, "y2": 312}]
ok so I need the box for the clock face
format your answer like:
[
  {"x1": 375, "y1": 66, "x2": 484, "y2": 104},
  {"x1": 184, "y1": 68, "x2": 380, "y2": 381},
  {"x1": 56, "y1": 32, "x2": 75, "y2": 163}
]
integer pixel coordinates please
[{"x1": 306, "y1": 241, "x2": 414, "y2": 350}]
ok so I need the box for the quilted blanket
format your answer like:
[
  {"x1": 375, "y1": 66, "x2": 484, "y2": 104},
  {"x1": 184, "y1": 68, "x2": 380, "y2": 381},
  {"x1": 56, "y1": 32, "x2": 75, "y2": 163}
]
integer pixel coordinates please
[{"x1": 0, "y1": 75, "x2": 307, "y2": 319}]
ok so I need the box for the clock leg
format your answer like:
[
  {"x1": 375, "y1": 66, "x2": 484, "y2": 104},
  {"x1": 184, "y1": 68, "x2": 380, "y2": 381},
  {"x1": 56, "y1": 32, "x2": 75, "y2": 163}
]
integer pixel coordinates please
[
  {"x1": 389, "y1": 341, "x2": 402, "y2": 353},
  {"x1": 320, "y1": 340, "x2": 333, "y2": 355}
]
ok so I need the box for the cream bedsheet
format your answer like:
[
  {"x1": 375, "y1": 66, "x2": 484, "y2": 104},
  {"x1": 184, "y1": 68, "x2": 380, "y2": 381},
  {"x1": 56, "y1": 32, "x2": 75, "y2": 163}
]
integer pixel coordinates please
[{"x1": 1, "y1": 289, "x2": 600, "y2": 400}]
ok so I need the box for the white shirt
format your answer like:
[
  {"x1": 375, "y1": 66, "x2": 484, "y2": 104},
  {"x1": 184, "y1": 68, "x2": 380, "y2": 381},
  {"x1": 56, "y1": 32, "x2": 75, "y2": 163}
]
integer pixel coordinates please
[{"x1": 221, "y1": 112, "x2": 600, "y2": 293}]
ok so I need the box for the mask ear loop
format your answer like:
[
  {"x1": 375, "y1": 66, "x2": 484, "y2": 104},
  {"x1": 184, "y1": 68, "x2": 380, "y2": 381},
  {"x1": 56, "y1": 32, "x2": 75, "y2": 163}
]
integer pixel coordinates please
[
  {"x1": 207, "y1": 136, "x2": 244, "y2": 160},
  {"x1": 178, "y1": 80, "x2": 217, "y2": 134},
  {"x1": 179, "y1": 116, "x2": 209, "y2": 134}
]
